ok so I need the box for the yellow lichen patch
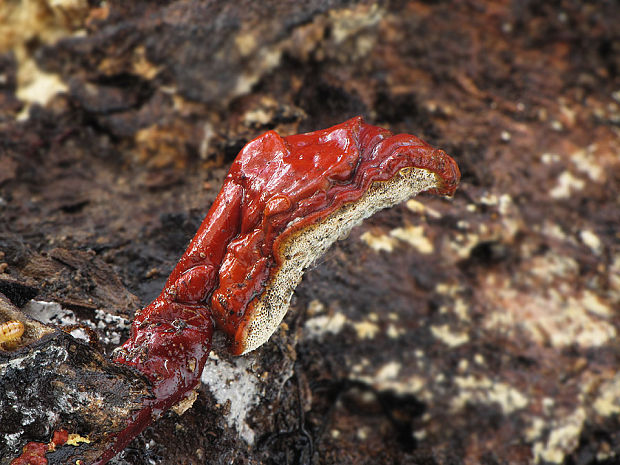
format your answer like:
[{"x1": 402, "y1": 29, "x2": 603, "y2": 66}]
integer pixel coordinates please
[
  {"x1": 549, "y1": 171, "x2": 585, "y2": 199},
  {"x1": 328, "y1": 3, "x2": 383, "y2": 44},
  {"x1": 592, "y1": 373, "x2": 620, "y2": 416},
  {"x1": 302, "y1": 302, "x2": 402, "y2": 343},
  {"x1": 171, "y1": 389, "x2": 199, "y2": 416},
  {"x1": 579, "y1": 229, "x2": 602, "y2": 254},
  {"x1": 457, "y1": 359, "x2": 469, "y2": 373},
  {"x1": 449, "y1": 232, "x2": 481, "y2": 260},
  {"x1": 542, "y1": 221, "x2": 570, "y2": 242},
  {"x1": 350, "y1": 358, "x2": 371, "y2": 374},
  {"x1": 0, "y1": 0, "x2": 89, "y2": 52},
  {"x1": 497, "y1": 193, "x2": 514, "y2": 215},
  {"x1": 430, "y1": 324, "x2": 469, "y2": 347},
  {"x1": 14, "y1": 50, "x2": 68, "y2": 117},
  {"x1": 135, "y1": 122, "x2": 197, "y2": 168},
  {"x1": 360, "y1": 230, "x2": 397, "y2": 252},
  {"x1": 351, "y1": 363, "x2": 428, "y2": 397},
  {"x1": 526, "y1": 252, "x2": 580, "y2": 285},
  {"x1": 131, "y1": 46, "x2": 162, "y2": 80},
  {"x1": 532, "y1": 408, "x2": 586, "y2": 464},
  {"x1": 375, "y1": 361, "x2": 401, "y2": 381},
  {"x1": 581, "y1": 290, "x2": 613, "y2": 318},
  {"x1": 66, "y1": 433, "x2": 90, "y2": 446},
  {"x1": 452, "y1": 298, "x2": 470, "y2": 321},
  {"x1": 303, "y1": 312, "x2": 348, "y2": 339},
  {"x1": 483, "y1": 278, "x2": 616, "y2": 348},
  {"x1": 435, "y1": 282, "x2": 465, "y2": 296},
  {"x1": 439, "y1": 299, "x2": 470, "y2": 322},
  {"x1": 0, "y1": 0, "x2": 89, "y2": 115},
  {"x1": 306, "y1": 299, "x2": 326, "y2": 317},
  {"x1": 386, "y1": 323, "x2": 404, "y2": 339},
  {"x1": 406, "y1": 199, "x2": 441, "y2": 218},
  {"x1": 433, "y1": 283, "x2": 471, "y2": 322},
  {"x1": 390, "y1": 225, "x2": 434, "y2": 254},
  {"x1": 541, "y1": 152, "x2": 561, "y2": 164},
  {"x1": 525, "y1": 416, "x2": 546, "y2": 442},
  {"x1": 451, "y1": 375, "x2": 528, "y2": 415},
  {"x1": 243, "y1": 108, "x2": 273, "y2": 127},
  {"x1": 352, "y1": 320, "x2": 380, "y2": 339},
  {"x1": 478, "y1": 192, "x2": 499, "y2": 206},
  {"x1": 235, "y1": 31, "x2": 258, "y2": 57},
  {"x1": 233, "y1": 48, "x2": 282, "y2": 96},
  {"x1": 570, "y1": 145, "x2": 604, "y2": 182}
]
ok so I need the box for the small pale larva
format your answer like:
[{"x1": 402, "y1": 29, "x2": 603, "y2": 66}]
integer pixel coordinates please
[{"x1": 0, "y1": 320, "x2": 25, "y2": 344}]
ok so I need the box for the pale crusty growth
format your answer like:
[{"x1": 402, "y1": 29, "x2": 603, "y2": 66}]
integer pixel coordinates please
[{"x1": 239, "y1": 167, "x2": 440, "y2": 354}]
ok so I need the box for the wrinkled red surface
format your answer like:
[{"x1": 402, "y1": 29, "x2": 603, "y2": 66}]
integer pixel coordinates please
[
  {"x1": 198, "y1": 116, "x2": 457, "y2": 352},
  {"x1": 105, "y1": 117, "x2": 458, "y2": 463}
]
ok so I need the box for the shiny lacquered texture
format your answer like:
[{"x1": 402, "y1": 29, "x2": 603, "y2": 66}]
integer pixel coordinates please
[
  {"x1": 103, "y1": 117, "x2": 459, "y2": 463},
  {"x1": 210, "y1": 116, "x2": 458, "y2": 352}
]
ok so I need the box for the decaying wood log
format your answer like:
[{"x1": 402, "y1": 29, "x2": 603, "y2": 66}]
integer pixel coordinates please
[{"x1": 1, "y1": 0, "x2": 619, "y2": 464}]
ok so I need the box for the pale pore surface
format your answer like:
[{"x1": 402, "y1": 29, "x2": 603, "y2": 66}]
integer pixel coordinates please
[{"x1": 240, "y1": 167, "x2": 439, "y2": 354}]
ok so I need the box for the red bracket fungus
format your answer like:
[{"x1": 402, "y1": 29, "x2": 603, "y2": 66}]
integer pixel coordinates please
[
  {"x1": 102, "y1": 116, "x2": 459, "y2": 463},
  {"x1": 8, "y1": 117, "x2": 459, "y2": 464}
]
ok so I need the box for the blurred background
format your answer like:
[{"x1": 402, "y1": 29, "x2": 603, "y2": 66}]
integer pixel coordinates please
[{"x1": 0, "y1": 1, "x2": 619, "y2": 464}]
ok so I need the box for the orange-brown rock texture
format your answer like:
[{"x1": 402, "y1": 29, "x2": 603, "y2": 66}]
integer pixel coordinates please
[{"x1": 1, "y1": 1, "x2": 619, "y2": 464}]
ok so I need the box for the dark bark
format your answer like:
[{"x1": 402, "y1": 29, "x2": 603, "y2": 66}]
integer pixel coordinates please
[{"x1": 0, "y1": 0, "x2": 619, "y2": 464}]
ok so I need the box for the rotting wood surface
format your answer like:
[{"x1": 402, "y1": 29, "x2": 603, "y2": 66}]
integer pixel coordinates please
[{"x1": 1, "y1": 1, "x2": 619, "y2": 464}]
